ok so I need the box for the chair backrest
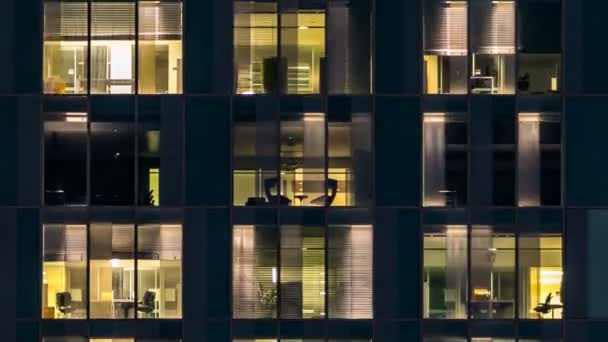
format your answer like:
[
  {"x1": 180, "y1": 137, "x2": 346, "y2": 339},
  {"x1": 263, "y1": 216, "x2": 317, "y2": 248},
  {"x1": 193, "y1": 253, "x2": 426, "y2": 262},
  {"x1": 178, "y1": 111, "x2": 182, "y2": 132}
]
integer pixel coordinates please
[
  {"x1": 544, "y1": 292, "x2": 553, "y2": 305},
  {"x1": 143, "y1": 291, "x2": 156, "y2": 306},
  {"x1": 56, "y1": 292, "x2": 72, "y2": 307}
]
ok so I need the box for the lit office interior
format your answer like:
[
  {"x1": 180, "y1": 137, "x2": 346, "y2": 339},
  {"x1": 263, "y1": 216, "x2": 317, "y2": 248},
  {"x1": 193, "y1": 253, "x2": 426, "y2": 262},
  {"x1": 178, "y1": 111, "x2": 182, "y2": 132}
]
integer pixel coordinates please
[
  {"x1": 234, "y1": 0, "x2": 370, "y2": 95},
  {"x1": 43, "y1": 0, "x2": 182, "y2": 95},
  {"x1": 470, "y1": 0, "x2": 516, "y2": 94},
  {"x1": 43, "y1": 223, "x2": 182, "y2": 319},
  {"x1": 423, "y1": 225, "x2": 562, "y2": 319},
  {"x1": 42, "y1": 224, "x2": 87, "y2": 319},
  {"x1": 423, "y1": 225, "x2": 468, "y2": 319},
  {"x1": 43, "y1": 0, "x2": 88, "y2": 94},
  {"x1": 232, "y1": 225, "x2": 372, "y2": 319},
  {"x1": 234, "y1": 340, "x2": 370, "y2": 342},
  {"x1": 517, "y1": 113, "x2": 561, "y2": 207},
  {"x1": 517, "y1": 0, "x2": 561, "y2": 94},
  {"x1": 423, "y1": 0, "x2": 468, "y2": 94},
  {"x1": 423, "y1": 112, "x2": 468, "y2": 207},
  {"x1": 44, "y1": 109, "x2": 164, "y2": 206},
  {"x1": 469, "y1": 226, "x2": 515, "y2": 319},
  {"x1": 233, "y1": 111, "x2": 371, "y2": 207}
]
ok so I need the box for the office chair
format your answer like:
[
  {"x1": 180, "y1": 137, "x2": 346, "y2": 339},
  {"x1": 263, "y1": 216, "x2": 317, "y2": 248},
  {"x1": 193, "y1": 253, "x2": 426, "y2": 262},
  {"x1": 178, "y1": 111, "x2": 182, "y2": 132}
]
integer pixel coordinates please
[
  {"x1": 137, "y1": 291, "x2": 156, "y2": 318},
  {"x1": 264, "y1": 178, "x2": 292, "y2": 205},
  {"x1": 56, "y1": 292, "x2": 72, "y2": 318},
  {"x1": 310, "y1": 178, "x2": 338, "y2": 206},
  {"x1": 534, "y1": 292, "x2": 553, "y2": 318}
]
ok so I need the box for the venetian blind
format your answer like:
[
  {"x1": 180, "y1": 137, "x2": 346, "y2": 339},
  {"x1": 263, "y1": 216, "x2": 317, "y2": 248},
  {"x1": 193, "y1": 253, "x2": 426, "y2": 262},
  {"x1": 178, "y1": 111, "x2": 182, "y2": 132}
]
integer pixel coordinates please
[
  {"x1": 424, "y1": 1, "x2": 468, "y2": 55},
  {"x1": 328, "y1": 225, "x2": 372, "y2": 319}
]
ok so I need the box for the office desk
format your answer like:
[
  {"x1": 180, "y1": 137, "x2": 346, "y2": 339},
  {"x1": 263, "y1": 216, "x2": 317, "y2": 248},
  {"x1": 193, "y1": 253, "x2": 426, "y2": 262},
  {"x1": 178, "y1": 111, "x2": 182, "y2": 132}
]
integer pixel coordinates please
[{"x1": 113, "y1": 299, "x2": 136, "y2": 318}]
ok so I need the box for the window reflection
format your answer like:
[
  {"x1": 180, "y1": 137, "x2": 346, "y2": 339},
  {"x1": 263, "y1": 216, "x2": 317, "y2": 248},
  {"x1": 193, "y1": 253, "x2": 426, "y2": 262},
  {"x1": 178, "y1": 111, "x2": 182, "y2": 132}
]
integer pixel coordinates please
[
  {"x1": 470, "y1": 0, "x2": 515, "y2": 94},
  {"x1": 91, "y1": 1, "x2": 136, "y2": 94},
  {"x1": 43, "y1": 0, "x2": 88, "y2": 94},
  {"x1": 42, "y1": 225, "x2": 87, "y2": 319},
  {"x1": 89, "y1": 224, "x2": 135, "y2": 319},
  {"x1": 138, "y1": 1, "x2": 183, "y2": 94},
  {"x1": 519, "y1": 234, "x2": 563, "y2": 319},
  {"x1": 44, "y1": 111, "x2": 88, "y2": 206},
  {"x1": 138, "y1": 111, "x2": 161, "y2": 206},
  {"x1": 423, "y1": 0, "x2": 468, "y2": 94},
  {"x1": 423, "y1": 225, "x2": 468, "y2": 319},
  {"x1": 423, "y1": 113, "x2": 468, "y2": 207}
]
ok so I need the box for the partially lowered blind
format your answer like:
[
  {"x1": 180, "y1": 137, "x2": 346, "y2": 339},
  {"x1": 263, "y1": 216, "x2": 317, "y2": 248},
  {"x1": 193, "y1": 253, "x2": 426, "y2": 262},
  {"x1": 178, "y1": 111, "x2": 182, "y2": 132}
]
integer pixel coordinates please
[
  {"x1": 139, "y1": 1, "x2": 182, "y2": 39},
  {"x1": 44, "y1": 1, "x2": 88, "y2": 39},
  {"x1": 232, "y1": 225, "x2": 278, "y2": 318},
  {"x1": 424, "y1": 0, "x2": 468, "y2": 56},
  {"x1": 471, "y1": 0, "x2": 515, "y2": 54},
  {"x1": 328, "y1": 225, "x2": 372, "y2": 319},
  {"x1": 92, "y1": 2, "x2": 135, "y2": 38},
  {"x1": 43, "y1": 225, "x2": 87, "y2": 262}
]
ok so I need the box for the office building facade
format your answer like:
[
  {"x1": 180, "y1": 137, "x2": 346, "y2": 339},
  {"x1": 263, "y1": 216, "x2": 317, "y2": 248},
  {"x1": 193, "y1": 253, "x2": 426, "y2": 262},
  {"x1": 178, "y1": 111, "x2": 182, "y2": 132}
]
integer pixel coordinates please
[{"x1": 3, "y1": 0, "x2": 608, "y2": 341}]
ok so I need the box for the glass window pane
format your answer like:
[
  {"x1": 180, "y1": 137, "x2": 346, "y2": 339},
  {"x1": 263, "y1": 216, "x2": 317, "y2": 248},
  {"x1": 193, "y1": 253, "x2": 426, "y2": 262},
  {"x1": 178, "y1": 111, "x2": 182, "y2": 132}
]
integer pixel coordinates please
[
  {"x1": 280, "y1": 112, "x2": 326, "y2": 207},
  {"x1": 423, "y1": 113, "x2": 468, "y2": 207},
  {"x1": 519, "y1": 234, "x2": 563, "y2": 319},
  {"x1": 423, "y1": 0, "x2": 468, "y2": 94},
  {"x1": 137, "y1": 224, "x2": 182, "y2": 318},
  {"x1": 89, "y1": 340, "x2": 134, "y2": 342},
  {"x1": 328, "y1": 225, "x2": 372, "y2": 318},
  {"x1": 492, "y1": 113, "x2": 516, "y2": 206},
  {"x1": 470, "y1": 0, "x2": 515, "y2": 94},
  {"x1": 234, "y1": 1, "x2": 278, "y2": 94},
  {"x1": 280, "y1": 225, "x2": 325, "y2": 319},
  {"x1": 138, "y1": 0, "x2": 183, "y2": 94},
  {"x1": 423, "y1": 225, "x2": 468, "y2": 319},
  {"x1": 233, "y1": 104, "x2": 278, "y2": 206},
  {"x1": 517, "y1": 113, "x2": 561, "y2": 207},
  {"x1": 43, "y1": 0, "x2": 88, "y2": 94},
  {"x1": 138, "y1": 111, "x2": 161, "y2": 206},
  {"x1": 328, "y1": 111, "x2": 372, "y2": 207},
  {"x1": 233, "y1": 225, "x2": 278, "y2": 318},
  {"x1": 326, "y1": 0, "x2": 372, "y2": 94},
  {"x1": 44, "y1": 111, "x2": 88, "y2": 206},
  {"x1": 423, "y1": 338, "x2": 467, "y2": 342},
  {"x1": 43, "y1": 338, "x2": 87, "y2": 342},
  {"x1": 281, "y1": 7, "x2": 326, "y2": 94},
  {"x1": 470, "y1": 226, "x2": 515, "y2": 319},
  {"x1": 42, "y1": 224, "x2": 87, "y2": 319},
  {"x1": 91, "y1": 1, "x2": 136, "y2": 94},
  {"x1": 91, "y1": 111, "x2": 135, "y2": 205},
  {"x1": 89, "y1": 224, "x2": 135, "y2": 319}
]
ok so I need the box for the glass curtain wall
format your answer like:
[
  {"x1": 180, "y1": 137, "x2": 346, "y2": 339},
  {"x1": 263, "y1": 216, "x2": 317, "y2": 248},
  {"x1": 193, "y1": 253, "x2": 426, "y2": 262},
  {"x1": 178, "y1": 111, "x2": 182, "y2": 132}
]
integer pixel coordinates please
[
  {"x1": 90, "y1": 224, "x2": 136, "y2": 318},
  {"x1": 44, "y1": 111, "x2": 88, "y2": 206},
  {"x1": 470, "y1": 0, "x2": 515, "y2": 94},
  {"x1": 423, "y1": 0, "x2": 468, "y2": 94},
  {"x1": 469, "y1": 226, "x2": 515, "y2": 319},
  {"x1": 43, "y1": 0, "x2": 88, "y2": 94},
  {"x1": 423, "y1": 225, "x2": 468, "y2": 319},
  {"x1": 519, "y1": 233, "x2": 563, "y2": 319},
  {"x1": 423, "y1": 112, "x2": 468, "y2": 207},
  {"x1": 138, "y1": 0, "x2": 183, "y2": 94},
  {"x1": 42, "y1": 225, "x2": 88, "y2": 319},
  {"x1": 91, "y1": 0, "x2": 136, "y2": 94},
  {"x1": 517, "y1": 0, "x2": 561, "y2": 94},
  {"x1": 43, "y1": 0, "x2": 182, "y2": 94},
  {"x1": 232, "y1": 225, "x2": 372, "y2": 319},
  {"x1": 517, "y1": 113, "x2": 561, "y2": 207},
  {"x1": 137, "y1": 224, "x2": 182, "y2": 318}
]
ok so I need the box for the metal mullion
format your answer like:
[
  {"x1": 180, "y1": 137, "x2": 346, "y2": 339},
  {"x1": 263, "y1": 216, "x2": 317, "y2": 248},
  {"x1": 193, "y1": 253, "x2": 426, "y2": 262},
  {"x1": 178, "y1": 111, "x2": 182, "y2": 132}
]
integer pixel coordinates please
[
  {"x1": 134, "y1": 223, "x2": 139, "y2": 319},
  {"x1": 135, "y1": 0, "x2": 139, "y2": 95},
  {"x1": 87, "y1": 0, "x2": 92, "y2": 95}
]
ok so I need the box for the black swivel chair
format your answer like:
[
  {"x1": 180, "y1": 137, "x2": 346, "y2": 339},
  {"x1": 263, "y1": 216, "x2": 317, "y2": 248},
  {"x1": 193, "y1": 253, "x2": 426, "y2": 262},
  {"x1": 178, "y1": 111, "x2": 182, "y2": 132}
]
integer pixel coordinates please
[
  {"x1": 56, "y1": 292, "x2": 72, "y2": 318},
  {"x1": 137, "y1": 291, "x2": 156, "y2": 318},
  {"x1": 310, "y1": 178, "x2": 338, "y2": 206},
  {"x1": 264, "y1": 178, "x2": 292, "y2": 205}
]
